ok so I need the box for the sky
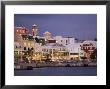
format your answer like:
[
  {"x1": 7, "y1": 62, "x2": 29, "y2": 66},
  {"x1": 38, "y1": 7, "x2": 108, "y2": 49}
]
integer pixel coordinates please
[{"x1": 14, "y1": 14, "x2": 97, "y2": 40}]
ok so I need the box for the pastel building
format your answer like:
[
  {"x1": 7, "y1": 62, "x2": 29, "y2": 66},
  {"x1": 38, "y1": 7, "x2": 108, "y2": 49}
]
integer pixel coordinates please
[
  {"x1": 14, "y1": 25, "x2": 41, "y2": 61},
  {"x1": 14, "y1": 24, "x2": 97, "y2": 62},
  {"x1": 80, "y1": 40, "x2": 97, "y2": 59},
  {"x1": 14, "y1": 42, "x2": 22, "y2": 55},
  {"x1": 21, "y1": 35, "x2": 36, "y2": 52},
  {"x1": 14, "y1": 26, "x2": 29, "y2": 42}
]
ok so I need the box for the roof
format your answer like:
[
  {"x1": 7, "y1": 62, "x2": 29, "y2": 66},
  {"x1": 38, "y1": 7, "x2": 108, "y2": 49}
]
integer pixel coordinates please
[
  {"x1": 32, "y1": 24, "x2": 37, "y2": 27},
  {"x1": 82, "y1": 40, "x2": 97, "y2": 46},
  {"x1": 14, "y1": 42, "x2": 21, "y2": 46},
  {"x1": 43, "y1": 31, "x2": 51, "y2": 35},
  {"x1": 43, "y1": 43, "x2": 66, "y2": 49}
]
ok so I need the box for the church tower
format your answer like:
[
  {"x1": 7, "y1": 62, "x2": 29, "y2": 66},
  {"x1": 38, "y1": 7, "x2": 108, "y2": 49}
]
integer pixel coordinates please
[{"x1": 32, "y1": 24, "x2": 38, "y2": 36}]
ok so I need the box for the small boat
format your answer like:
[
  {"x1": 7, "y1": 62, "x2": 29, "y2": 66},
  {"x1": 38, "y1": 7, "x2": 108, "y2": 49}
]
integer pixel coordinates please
[
  {"x1": 27, "y1": 66, "x2": 33, "y2": 70},
  {"x1": 84, "y1": 64, "x2": 88, "y2": 67},
  {"x1": 65, "y1": 64, "x2": 71, "y2": 67}
]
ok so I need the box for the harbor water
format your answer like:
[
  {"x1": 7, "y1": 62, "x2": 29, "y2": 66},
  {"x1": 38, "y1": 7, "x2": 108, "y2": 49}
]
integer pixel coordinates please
[{"x1": 14, "y1": 67, "x2": 97, "y2": 76}]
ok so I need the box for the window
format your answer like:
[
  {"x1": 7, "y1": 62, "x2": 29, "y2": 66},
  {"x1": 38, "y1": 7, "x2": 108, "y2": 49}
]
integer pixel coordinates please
[
  {"x1": 28, "y1": 48, "x2": 30, "y2": 51},
  {"x1": 70, "y1": 53, "x2": 78, "y2": 55},
  {"x1": 31, "y1": 47, "x2": 34, "y2": 50},
  {"x1": 88, "y1": 47, "x2": 90, "y2": 50},
  {"x1": 24, "y1": 47, "x2": 26, "y2": 50},
  {"x1": 92, "y1": 47, "x2": 95, "y2": 50},
  {"x1": 15, "y1": 46, "x2": 17, "y2": 48},
  {"x1": 66, "y1": 40, "x2": 68, "y2": 44}
]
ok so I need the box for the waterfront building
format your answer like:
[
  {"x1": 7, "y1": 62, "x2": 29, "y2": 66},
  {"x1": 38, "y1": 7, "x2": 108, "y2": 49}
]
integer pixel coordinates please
[
  {"x1": 21, "y1": 34, "x2": 36, "y2": 52},
  {"x1": 32, "y1": 43, "x2": 42, "y2": 61},
  {"x1": 42, "y1": 43, "x2": 69, "y2": 61},
  {"x1": 14, "y1": 34, "x2": 37, "y2": 61},
  {"x1": 14, "y1": 42, "x2": 22, "y2": 55},
  {"x1": 14, "y1": 24, "x2": 97, "y2": 62},
  {"x1": 80, "y1": 40, "x2": 97, "y2": 59},
  {"x1": 66, "y1": 43, "x2": 84, "y2": 60},
  {"x1": 14, "y1": 26, "x2": 29, "y2": 42},
  {"x1": 14, "y1": 42, "x2": 23, "y2": 62},
  {"x1": 14, "y1": 25, "x2": 37, "y2": 61}
]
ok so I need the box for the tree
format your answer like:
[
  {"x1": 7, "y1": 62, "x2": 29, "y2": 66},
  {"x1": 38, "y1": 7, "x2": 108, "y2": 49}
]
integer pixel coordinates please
[{"x1": 35, "y1": 37, "x2": 45, "y2": 45}]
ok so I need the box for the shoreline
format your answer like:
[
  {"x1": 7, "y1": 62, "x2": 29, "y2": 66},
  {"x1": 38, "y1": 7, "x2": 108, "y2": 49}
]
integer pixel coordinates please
[
  {"x1": 14, "y1": 64, "x2": 97, "y2": 70},
  {"x1": 14, "y1": 61, "x2": 97, "y2": 70},
  {"x1": 14, "y1": 67, "x2": 97, "y2": 76}
]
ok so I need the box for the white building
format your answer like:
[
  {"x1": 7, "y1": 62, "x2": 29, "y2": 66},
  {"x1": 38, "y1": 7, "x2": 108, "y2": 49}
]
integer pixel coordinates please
[
  {"x1": 42, "y1": 43, "x2": 69, "y2": 61},
  {"x1": 54, "y1": 36, "x2": 75, "y2": 46},
  {"x1": 66, "y1": 43, "x2": 84, "y2": 60}
]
